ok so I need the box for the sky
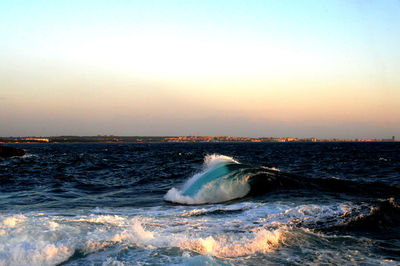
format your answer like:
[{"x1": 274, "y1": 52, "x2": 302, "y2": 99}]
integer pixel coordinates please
[{"x1": 1, "y1": 0, "x2": 399, "y2": 138}]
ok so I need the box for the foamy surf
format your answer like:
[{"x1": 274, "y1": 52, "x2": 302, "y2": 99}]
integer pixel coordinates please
[
  {"x1": 1, "y1": 199, "x2": 393, "y2": 265},
  {"x1": 0, "y1": 209, "x2": 284, "y2": 265}
]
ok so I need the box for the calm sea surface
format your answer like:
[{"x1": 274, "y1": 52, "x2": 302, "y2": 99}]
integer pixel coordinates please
[{"x1": 1, "y1": 142, "x2": 399, "y2": 265}]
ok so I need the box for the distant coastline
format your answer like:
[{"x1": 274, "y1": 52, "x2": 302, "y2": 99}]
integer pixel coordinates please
[{"x1": 0, "y1": 135, "x2": 397, "y2": 143}]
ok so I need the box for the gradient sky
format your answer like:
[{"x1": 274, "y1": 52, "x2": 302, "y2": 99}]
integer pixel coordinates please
[{"x1": 1, "y1": 0, "x2": 399, "y2": 138}]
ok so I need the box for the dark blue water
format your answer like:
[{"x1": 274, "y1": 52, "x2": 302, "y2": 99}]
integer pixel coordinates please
[{"x1": 1, "y1": 143, "x2": 399, "y2": 265}]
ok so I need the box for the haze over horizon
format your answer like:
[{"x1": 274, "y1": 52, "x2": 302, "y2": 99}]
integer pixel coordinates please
[{"x1": 1, "y1": 0, "x2": 399, "y2": 139}]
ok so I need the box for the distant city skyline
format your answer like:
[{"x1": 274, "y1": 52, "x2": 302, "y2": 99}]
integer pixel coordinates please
[
  {"x1": 0, "y1": 135, "x2": 397, "y2": 144},
  {"x1": 1, "y1": 1, "x2": 399, "y2": 138}
]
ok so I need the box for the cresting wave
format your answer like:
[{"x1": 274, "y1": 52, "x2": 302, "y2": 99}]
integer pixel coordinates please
[
  {"x1": 164, "y1": 154, "x2": 251, "y2": 204},
  {"x1": 164, "y1": 154, "x2": 400, "y2": 205}
]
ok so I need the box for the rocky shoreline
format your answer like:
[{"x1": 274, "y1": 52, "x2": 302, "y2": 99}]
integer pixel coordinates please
[{"x1": 0, "y1": 145, "x2": 25, "y2": 158}]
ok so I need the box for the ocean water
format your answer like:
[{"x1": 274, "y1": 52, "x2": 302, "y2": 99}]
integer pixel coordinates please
[{"x1": 0, "y1": 142, "x2": 399, "y2": 265}]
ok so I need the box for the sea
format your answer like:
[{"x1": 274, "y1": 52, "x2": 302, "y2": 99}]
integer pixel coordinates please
[{"x1": 0, "y1": 142, "x2": 399, "y2": 265}]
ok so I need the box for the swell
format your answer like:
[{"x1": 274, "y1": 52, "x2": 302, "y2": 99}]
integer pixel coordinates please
[
  {"x1": 326, "y1": 198, "x2": 400, "y2": 234},
  {"x1": 286, "y1": 197, "x2": 400, "y2": 252},
  {"x1": 248, "y1": 168, "x2": 400, "y2": 199},
  {"x1": 165, "y1": 154, "x2": 400, "y2": 205}
]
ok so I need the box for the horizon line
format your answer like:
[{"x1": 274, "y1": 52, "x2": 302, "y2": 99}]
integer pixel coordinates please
[{"x1": 0, "y1": 135, "x2": 397, "y2": 141}]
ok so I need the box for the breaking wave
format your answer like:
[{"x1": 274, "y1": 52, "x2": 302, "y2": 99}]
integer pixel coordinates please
[
  {"x1": 164, "y1": 154, "x2": 400, "y2": 205},
  {"x1": 164, "y1": 154, "x2": 250, "y2": 204}
]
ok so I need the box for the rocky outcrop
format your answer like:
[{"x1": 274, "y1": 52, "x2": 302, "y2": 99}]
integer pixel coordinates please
[{"x1": 0, "y1": 145, "x2": 25, "y2": 158}]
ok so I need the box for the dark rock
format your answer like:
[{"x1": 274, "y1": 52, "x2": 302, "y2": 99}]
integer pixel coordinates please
[{"x1": 0, "y1": 145, "x2": 25, "y2": 158}]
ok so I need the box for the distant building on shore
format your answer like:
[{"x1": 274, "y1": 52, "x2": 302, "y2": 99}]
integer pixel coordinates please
[{"x1": 22, "y1": 138, "x2": 49, "y2": 142}]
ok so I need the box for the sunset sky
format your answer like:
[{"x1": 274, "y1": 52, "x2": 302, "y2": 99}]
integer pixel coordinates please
[{"x1": 1, "y1": 0, "x2": 399, "y2": 138}]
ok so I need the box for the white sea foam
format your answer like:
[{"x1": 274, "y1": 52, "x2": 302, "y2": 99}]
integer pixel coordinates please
[
  {"x1": 203, "y1": 154, "x2": 239, "y2": 169},
  {"x1": 176, "y1": 228, "x2": 283, "y2": 258},
  {"x1": 0, "y1": 199, "x2": 387, "y2": 265},
  {"x1": 0, "y1": 214, "x2": 74, "y2": 266},
  {"x1": 2, "y1": 215, "x2": 25, "y2": 228},
  {"x1": 261, "y1": 166, "x2": 281, "y2": 171},
  {"x1": 0, "y1": 209, "x2": 285, "y2": 265}
]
